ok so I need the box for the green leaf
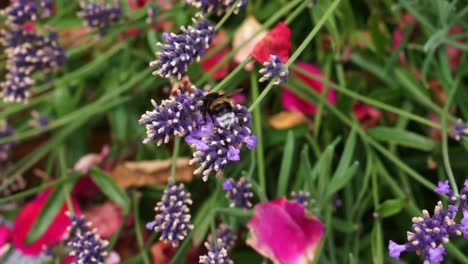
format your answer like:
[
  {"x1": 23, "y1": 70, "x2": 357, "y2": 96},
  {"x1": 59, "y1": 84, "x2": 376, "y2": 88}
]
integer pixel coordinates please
[
  {"x1": 147, "y1": 30, "x2": 159, "y2": 54},
  {"x1": 333, "y1": 129, "x2": 356, "y2": 180},
  {"x1": 90, "y1": 168, "x2": 130, "y2": 214},
  {"x1": 276, "y1": 131, "x2": 295, "y2": 197},
  {"x1": 376, "y1": 198, "x2": 407, "y2": 218},
  {"x1": 26, "y1": 187, "x2": 66, "y2": 244},
  {"x1": 192, "y1": 194, "x2": 216, "y2": 246},
  {"x1": 326, "y1": 161, "x2": 359, "y2": 200},
  {"x1": 368, "y1": 126, "x2": 437, "y2": 151}
]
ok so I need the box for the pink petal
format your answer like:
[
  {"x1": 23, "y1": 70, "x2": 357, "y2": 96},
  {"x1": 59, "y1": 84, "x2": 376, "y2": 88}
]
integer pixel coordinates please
[
  {"x1": 0, "y1": 226, "x2": 11, "y2": 248},
  {"x1": 353, "y1": 102, "x2": 381, "y2": 129},
  {"x1": 12, "y1": 189, "x2": 81, "y2": 256},
  {"x1": 446, "y1": 25, "x2": 465, "y2": 72},
  {"x1": 247, "y1": 197, "x2": 324, "y2": 264},
  {"x1": 84, "y1": 202, "x2": 123, "y2": 239},
  {"x1": 233, "y1": 16, "x2": 267, "y2": 71},
  {"x1": 282, "y1": 62, "x2": 336, "y2": 115},
  {"x1": 201, "y1": 31, "x2": 230, "y2": 80}
]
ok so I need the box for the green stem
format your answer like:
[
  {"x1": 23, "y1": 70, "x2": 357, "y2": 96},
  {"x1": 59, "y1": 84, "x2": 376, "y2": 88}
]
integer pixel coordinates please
[
  {"x1": 170, "y1": 137, "x2": 181, "y2": 182},
  {"x1": 441, "y1": 82, "x2": 460, "y2": 195},
  {"x1": 211, "y1": 57, "x2": 251, "y2": 93},
  {"x1": 215, "y1": 0, "x2": 241, "y2": 31},
  {"x1": 0, "y1": 172, "x2": 82, "y2": 204},
  {"x1": 250, "y1": 72, "x2": 266, "y2": 193},
  {"x1": 133, "y1": 192, "x2": 151, "y2": 264},
  {"x1": 58, "y1": 146, "x2": 75, "y2": 215}
]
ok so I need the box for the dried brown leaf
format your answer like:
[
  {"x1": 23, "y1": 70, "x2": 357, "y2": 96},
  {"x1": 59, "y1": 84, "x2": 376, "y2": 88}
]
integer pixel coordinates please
[
  {"x1": 109, "y1": 158, "x2": 194, "y2": 188},
  {"x1": 268, "y1": 110, "x2": 309, "y2": 129}
]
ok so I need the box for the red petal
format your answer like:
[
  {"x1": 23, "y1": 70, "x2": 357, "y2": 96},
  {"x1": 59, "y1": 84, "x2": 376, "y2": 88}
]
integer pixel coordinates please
[
  {"x1": 12, "y1": 189, "x2": 80, "y2": 256},
  {"x1": 201, "y1": 31, "x2": 230, "y2": 80},
  {"x1": 251, "y1": 22, "x2": 291, "y2": 63},
  {"x1": 353, "y1": 102, "x2": 381, "y2": 129},
  {"x1": 282, "y1": 62, "x2": 336, "y2": 115}
]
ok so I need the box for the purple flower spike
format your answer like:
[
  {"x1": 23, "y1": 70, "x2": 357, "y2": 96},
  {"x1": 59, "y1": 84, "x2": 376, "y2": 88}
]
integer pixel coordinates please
[
  {"x1": 451, "y1": 120, "x2": 468, "y2": 141},
  {"x1": 185, "y1": 0, "x2": 247, "y2": 16},
  {"x1": 189, "y1": 104, "x2": 255, "y2": 180},
  {"x1": 150, "y1": 181, "x2": 193, "y2": 247},
  {"x1": 435, "y1": 180, "x2": 451, "y2": 195},
  {"x1": 291, "y1": 190, "x2": 310, "y2": 207},
  {"x1": 7, "y1": 31, "x2": 66, "y2": 75},
  {"x1": 4, "y1": 0, "x2": 38, "y2": 26},
  {"x1": 0, "y1": 71, "x2": 34, "y2": 103},
  {"x1": 208, "y1": 224, "x2": 236, "y2": 251},
  {"x1": 150, "y1": 18, "x2": 215, "y2": 79},
  {"x1": 223, "y1": 177, "x2": 253, "y2": 209},
  {"x1": 199, "y1": 239, "x2": 233, "y2": 264},
  {"x1": 66, "y1": 213, "x2": 109, "y2": 264},
  {"x1": 259, "y1": 54, "x2": 289, "y2": 85},
  {"x1": 0, "y1": 121, "x2": 15, "y2": 167},
  {"x1": 78, "y1": 0, "x2": 122, "y2": 34},
  {"x1": 139, "y1": 87, "x2": 203, "y2": 146}
]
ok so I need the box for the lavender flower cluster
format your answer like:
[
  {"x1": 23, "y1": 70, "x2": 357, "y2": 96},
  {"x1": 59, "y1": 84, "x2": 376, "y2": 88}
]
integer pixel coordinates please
[
  {"x1": 208, "y1": 224, "x2": 237, "y2": 251},
  {"x1": 140, "y1": 84, "x2": 257, "y2": 181},
  {"x1": 66, "y1": 213, "x2": 109, "y2": 264},
  {"x1": 185, "y1": 0, "x2": 248, "y2": 16},
  {"x1": 150, "y1": 18, "x2": 215, "y2": 79},
  {"x1": 199, "y1": 239, "x2": 233, "y2": 264},
  {"x1": 0, "y1": 121, "x2": 15, "y2": 170},
  {"x1": 0, "y1": 0, "x2": 65, "y2": 103},
  {"x1": 389, "y1": 179, "x2": 468, "y2": 264},
  {"x1": 222, "y1": 177, "x2": 254, "y2": 209},
  {"x1": 452, "y1": 120, "x2": 468, "y2": 141},
  {"x1": 147, "y1": 181, "x2": 194, "y2": 247},
  {"x1": 78, "y1": 0, "x2": 122, "y2": 34},
  {"x1": 291, "y1": 190, "x2": 310, "y2": 207},
  {"x1": 259, "y1": 54, "x2": 289, "y2": 85}
]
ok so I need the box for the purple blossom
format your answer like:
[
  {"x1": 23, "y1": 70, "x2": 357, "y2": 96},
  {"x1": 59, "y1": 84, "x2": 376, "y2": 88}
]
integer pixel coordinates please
[
  {"x1": 78, "y1": 0, "x2": 122, "y2": 34},
  {"x1": 222, "y1": 177, "x2": 253, "y2": 209},
  {"x1": 199, "y1": 239, "x2": 233, "y2": 264},
  {"x1": 452, "y1": 121, "x2": 468, "y2": 141},
  {"x1": 291, "y1": 190, "x2": 310, "y2": 207},
  {"x1": 66, "y1": 213, "x2": 109, "y2": 264},
  {"x1": 149, "y1": 18, "x2": 215, "y2": 79},
  {"x1": 388, "y1": 240, "x2": 406, "y2": 260},
  {"x1": 0, "y1": 27, "x2": 40, "y2": 47},
  {"x1": 28, "y1": 111, "x2": 49, "y2": 128},
  {"x1": 0, "y1": 70, "x2": 34, "y2": 103},
  {"x1": 139, "y1": 86, "x2": 204, "y2": 146},
  {"x1": 435, "y1": 180, "x2": 451, "y2": 195},
  {"x1": 259, "y1": 54, "x2": 289, "y2": 85},
  {"x1": 4, "y1": 0, "x2": 38, "y2": 26},
  {"x1": 146, "y1": 4, "x2": 156, "y2": 24},
  {"x1": 149, "y1": 181, "x2": 193, "y2": 247},
  {"x1": 6, "y1": 30, "x2": 66, "y2": 75},
  {"x1": 0, "y1": 121, "x2": 15, "y2": 166},
  {"x1": 388, "y1": 179, "x2": 468, "y2": 263},
  {"x1": 208, "y1": 224, "x2": 236, "y2": 251},
  {"x1": 189, "y1": 105, "x2": 255, "y2": 180},
  {"x1": 185, "y1": 0, "x2": 247, "y2": 15}
]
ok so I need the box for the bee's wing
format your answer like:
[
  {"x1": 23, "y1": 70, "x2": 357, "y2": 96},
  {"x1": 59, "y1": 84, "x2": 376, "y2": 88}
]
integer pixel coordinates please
[{"x1": 222, "y1": 88, "x2": 244, "y2": 97}]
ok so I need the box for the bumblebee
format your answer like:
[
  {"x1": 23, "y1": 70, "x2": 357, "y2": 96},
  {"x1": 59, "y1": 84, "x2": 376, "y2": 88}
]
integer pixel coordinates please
[{"x1": 202, "y1": 89, "x2": 243, "y2": 128}]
